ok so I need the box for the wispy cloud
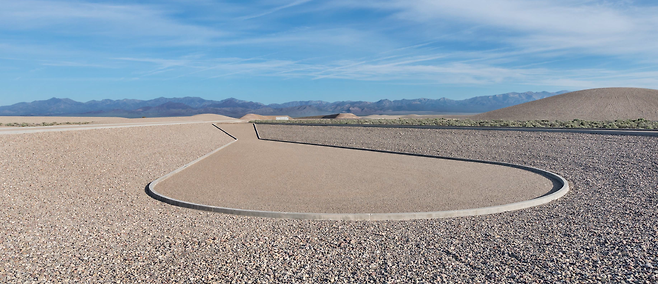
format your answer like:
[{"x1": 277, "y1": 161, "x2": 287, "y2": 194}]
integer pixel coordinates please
[
  {"x1": 238, "y1": 0, "x2": 313, "y2": 20},
  {"x1": 1, "y1": 0, "x2": 657, "y2": 106},
  {"x1": 110, "y1": 50, "x2": 658, "y2": 92},
  {"x1": 114, "y1": 57, "x2": 191, "y2": 69},
  {"x1": 0, "y1": 0, "x2": 224, "y2": 45},
  {"x1": 40, "y1": 61, "x2": 115, "y2": 68},
  {"x1": 337, "y1": 0, "x2": 658, "y2": 57}
]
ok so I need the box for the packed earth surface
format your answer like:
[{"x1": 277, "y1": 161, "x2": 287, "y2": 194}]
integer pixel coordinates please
[
  {"x1": 155, "y1": 123, "x2": 557, "y2": 216},
  {"x1": 1, "y1": 122, "x2": 657, "y2": 282}
]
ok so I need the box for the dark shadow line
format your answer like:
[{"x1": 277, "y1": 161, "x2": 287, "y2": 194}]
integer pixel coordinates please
[
  {"x1": 212, "y1": 123, "x2": 237, "y2": 140},
  {"x1": 146, "y1": 123, "x2": 238, "y2": 209},
  {"x1": 146, "y1": 182, "x2": 221, "y2": 213}
]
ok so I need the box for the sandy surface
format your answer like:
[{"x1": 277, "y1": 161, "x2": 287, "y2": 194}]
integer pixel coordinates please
[
  {"x1": 473, "y1": 87, "x2": 658, "y2": 121},
  {"x1": 0, "y1": 113, "x2": 239, "y2": 125},
  {"x1": 1, "y1": 123, "x2": 657, "y2": 282},
  {"x1": 156, "y1": 124, "x2": 553, "y2": 214}
]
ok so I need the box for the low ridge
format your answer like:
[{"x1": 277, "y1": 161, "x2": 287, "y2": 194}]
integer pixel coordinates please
[
  {"x1": 472, "y1": 87, "x2": 658, "y2": 121},
  {"x1": 331, "y1": 113, "x2": 359, "y2": 119},
  {"x1": 240, "y1": 114, "x2": 292, "y2": 121},
  {"x1": 297, "y1": 113, "x2": 360, "y2": 119}
]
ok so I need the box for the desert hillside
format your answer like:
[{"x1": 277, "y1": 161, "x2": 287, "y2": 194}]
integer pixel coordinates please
[
  {"x1": 296, "y1": 113, "x2": 360, "y2": 119},
  {"x1": 472, "y1": 87, "x2": 658, "y2": 121},
  {"x1": 240, "y1": 113, "x2": 292, "y2": 120}
]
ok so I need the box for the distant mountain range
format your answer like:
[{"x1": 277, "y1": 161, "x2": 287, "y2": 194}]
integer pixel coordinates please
[{"x1": 0, "y1": 91, "x2": 569, "y2": 118}]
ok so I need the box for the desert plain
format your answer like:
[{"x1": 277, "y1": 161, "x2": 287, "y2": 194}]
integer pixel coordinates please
[{"x1": 2, "y1": 89, "x2": 658, "y2": 282}]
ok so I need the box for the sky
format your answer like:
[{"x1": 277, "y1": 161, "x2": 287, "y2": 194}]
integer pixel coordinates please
[{"x1": 1, "y1": 0, "x2": 657, "y2": 105}]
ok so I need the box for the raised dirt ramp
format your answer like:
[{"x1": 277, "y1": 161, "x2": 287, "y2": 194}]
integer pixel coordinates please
[
  {"x1": 472, "y1": 87, "x2": 658, "y2": 121},
  {"x1": 149, "y1": 124, "x2": 568, "y2": 220}
]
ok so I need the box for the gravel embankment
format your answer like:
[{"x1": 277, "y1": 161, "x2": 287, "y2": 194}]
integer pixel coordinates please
[
  {"x1": 1, "y1": 123, "x2": 657, "y2": 282},
  {"x1": 472, "y1": 87, "x2": 658, "y2": 121}
]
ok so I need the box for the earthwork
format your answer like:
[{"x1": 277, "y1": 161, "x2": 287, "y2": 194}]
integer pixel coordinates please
[
  {"x1": 149, "y1": 123, "x2": 568, "y2": 220},
  {"x1": 2, "y1": 88, "x2": 658, "y2": 282}
]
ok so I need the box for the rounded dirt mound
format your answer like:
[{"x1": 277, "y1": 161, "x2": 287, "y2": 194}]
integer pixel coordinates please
[
  {"x1": 334, "y1": 113, "x2": 359, "y2": 119},
  {"x1": 188, "y1": 113, "x2": 238, "y2": 120},
  {"x1": 313, "y1": 113, "x2": 359, "y2": 119},
  {"x1": 240, "y1": 114, "x2": 266, "y2": 120},
  {"x1": 240, "y1": 114, "x2": 292, "y2": 120},
  {"x1": 472, "y1": 87, "x2": 658, "y2": 121},
  {"x1": 293, "y1": 113, "x2": 359, "y2": 119}
]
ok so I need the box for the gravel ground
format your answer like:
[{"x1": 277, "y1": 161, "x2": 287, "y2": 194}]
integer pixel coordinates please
[
  {"x1": 256, "y1": 124, "x2": 658, "y2": 283},
  {"x1": 1, "y1": 123, "x2": 657, "y2": 283},
  {"x1": 0, "y1": 113, "x2": 237, "y2": 125}
]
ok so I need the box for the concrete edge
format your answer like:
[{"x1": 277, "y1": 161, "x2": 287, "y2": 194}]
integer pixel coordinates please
[{"x1": 147, "y1": 123, "x2": 570, "y2": 221}]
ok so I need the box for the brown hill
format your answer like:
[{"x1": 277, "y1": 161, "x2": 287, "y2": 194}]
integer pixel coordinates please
[
  {"x1": 321, "y1": 113, "x2": 359, "y2": 119},
  {"x1": 363, "y1": 114, "x2": 472, "y2": 119},
  {"x1": 240, "y1": 114, "x2": 292, "y2": 121},
  {"x1": 472, "y1": 88, "x2": 658, "y2": 121},
  {"x1": 334, "y1": 113, "x2": 359, "y2": 119},
  {"x1": 296, "y1": 113, "x2": 360, "y2": 119}
]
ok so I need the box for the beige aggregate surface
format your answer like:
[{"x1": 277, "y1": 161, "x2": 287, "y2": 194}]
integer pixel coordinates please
[
  {"x1": 156, "y1": 124, "x2": 554, "y2": 214},
  {"x1": 1, "y1": 119, "x2": 656, "y2": 282},
  {"x1": 0, "y1": 113, "x2": 237, "y2": 125}
]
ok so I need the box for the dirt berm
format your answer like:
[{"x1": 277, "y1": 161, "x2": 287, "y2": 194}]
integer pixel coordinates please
[{"x1": 473, "y1": 87, "x2": 658, "y2": 121}]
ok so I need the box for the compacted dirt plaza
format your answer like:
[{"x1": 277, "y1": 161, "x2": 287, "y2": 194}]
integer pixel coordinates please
[
  {"x1": 1, "y1": 118, "x2": 657, "y2": 282},
  {"x1": 155, "y1": 123, "x2": 555, "y2": 215}
]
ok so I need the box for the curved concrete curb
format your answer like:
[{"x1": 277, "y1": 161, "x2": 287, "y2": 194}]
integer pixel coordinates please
[{"x1": 147, "y1": 123, "x2": 569, "y2": 220}]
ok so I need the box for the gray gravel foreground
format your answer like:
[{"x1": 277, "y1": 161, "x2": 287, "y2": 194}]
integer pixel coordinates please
[
  {"x1": 0, "y1": 123, "x2": 655, "y2": 283},
  {"x1": 256, "y1": 124, "x2": 658, "y2": 283}
]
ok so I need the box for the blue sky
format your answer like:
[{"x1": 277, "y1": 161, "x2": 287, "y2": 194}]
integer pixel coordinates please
[{"x1": 1, "y1": 0, "x2": 657, "y2": 105}]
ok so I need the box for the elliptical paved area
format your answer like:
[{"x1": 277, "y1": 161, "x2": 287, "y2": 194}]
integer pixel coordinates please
[
  {"x1": 1, "y1": 121, "x2": 656, "y2": 282},
  {"x1": 156, "y1": 124, "x2": 554, "y2": 214}
]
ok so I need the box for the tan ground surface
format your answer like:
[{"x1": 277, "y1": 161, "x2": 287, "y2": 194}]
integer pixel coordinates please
[
  {"x1": 155, "y1": 123, "x2": 554, "y2": 214},
  {"x1": 0, "y1": 113, "x2": 238, "y2": 125},
  {"x1": 473, "y1": 87, "x2": 658, "y2": 121}
]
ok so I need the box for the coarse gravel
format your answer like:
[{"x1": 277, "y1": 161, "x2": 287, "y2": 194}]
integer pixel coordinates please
[
  {"x1": 256, "y1": 124, "x2": 658, "y2": 282},
  {"x1": 1, "y1": 122, "x2": 657, "y2": 283}
]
